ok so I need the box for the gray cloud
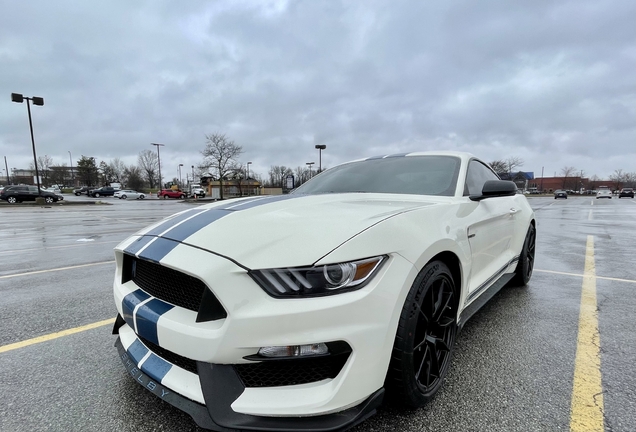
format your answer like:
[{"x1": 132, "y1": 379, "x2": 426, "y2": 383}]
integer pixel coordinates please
[{"x1": 1, "y1": 0, "x2": 634, "y2": 181}]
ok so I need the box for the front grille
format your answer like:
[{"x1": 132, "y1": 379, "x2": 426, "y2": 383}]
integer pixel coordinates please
[
  {"x1": 125, "y1": 254, "x2": 207, "y2": 312},
  {"x1": 139, "y1": 336, "x2": 198, "y2": 375},
  {"x1": 234, "y1": 354, "x2": 350, "y2": 388}
]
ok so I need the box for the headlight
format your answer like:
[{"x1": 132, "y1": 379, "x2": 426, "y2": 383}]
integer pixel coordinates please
[{"x1": 249, "y1": 256, "x2": 386, "y2": 298}]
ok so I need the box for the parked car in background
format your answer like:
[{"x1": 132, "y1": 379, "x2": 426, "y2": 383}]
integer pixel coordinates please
[
  {"x1": 74, "y1": 186, "x2": 94, "y2": 196},
  {"x1": 596, "y1": 188, "x2": 612, "y2": 199},
  {"x1": 90, "y1": 187, "x2": 117, "y2": 198},
  {"x1": 112, "y1": 151, "x2": 536, "y2": 430},
  {"x1": 554, "y1": 189, "x2": 568, "y2": 199},
  {"x1": 43, "y1": 186, "x2": 62, "y2": 194},
  {"x1": 157, "y1": 189, "x2": 186, "y2": 199},
  {"x1": 0, "y1": 185, "x2": 62, "y2": 204},
  {"x1": 114, "y1": 189, "x2": 146, "y2": 200},
  {"x1": 619, "y1": 188, "x2": 634, "y2": 198}
]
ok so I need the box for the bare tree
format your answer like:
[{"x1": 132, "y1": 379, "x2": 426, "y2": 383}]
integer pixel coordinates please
[
  {"x1": 624, "y1": 172, "x2": 636, "y2": 188},
  {"x1": 124, "y1": 165, "x2": 145, "y2": 191},
  {"x1": 488, "y1": 158, "x2": 523, "y2": 179},
  {"x1": 609, "y1": 169, "x2": 626, "y2": 190},
  {"x1": 200, "y1": 133, "x2": 243, "y2": 200},
  {"x1": 49, "y1": 164, "x2": 67, "y2": 186},
  {"x1": 488, "y1": 160, "x2": 507, "y2": 175},
  {"x1": 588, "y1": 175, "x2": 601, "y2": 191},
  {"x1": 560, "y1": 166, "x2": 576, "y2": 189},
  {"x1": 294, "y1": 166, "x2": 311, "y2": 186},
  {"x1": 138, "y1": 149, "x2": 159, "y2": 189},
  {"x1": 109, "y1": 158, "x2": 126, "y2": 183},
  {"x1": 30, "y1": 154, "x2": 54, "y2": 185},
  {"x1": 266, "y1": 165, "x2": 293, "y2": 188},
  {"x1": 505, "y1": 157, "x2": 524, "y2": 175}
]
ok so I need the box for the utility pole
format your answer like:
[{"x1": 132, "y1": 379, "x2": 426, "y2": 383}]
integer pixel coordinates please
[{"x1": 151, "y1": 143, "x2": 165, "y2": 189}]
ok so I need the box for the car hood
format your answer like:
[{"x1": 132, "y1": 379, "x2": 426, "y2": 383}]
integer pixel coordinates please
[{"x1": 131, "y1": 193, "x2": 443, "y2": 268}]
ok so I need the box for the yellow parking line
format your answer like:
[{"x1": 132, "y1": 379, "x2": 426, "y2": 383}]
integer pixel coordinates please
[
  {"x1": 0, "y1": 318, "x2": 115, "y2": 354},
  {"x1": 0, "y1": 261, "x2": 115, "y2": 279},
  {"x1": 570, "y1": 235, "x2": 604, "y2": 431}
]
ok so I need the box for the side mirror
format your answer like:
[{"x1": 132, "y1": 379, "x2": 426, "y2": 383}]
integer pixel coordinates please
[{"x1": 470, "y1": 180, "x2": 517, "y2": 201}]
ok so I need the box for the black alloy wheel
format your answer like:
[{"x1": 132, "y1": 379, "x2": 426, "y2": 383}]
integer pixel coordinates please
[
  {"x1": 44, "y1": 196, "x2": 54, "y2": 204},
  {"x1": 511, "y1": 224, "x2": 536, "y2": 286},
  {"x1": 386, "y1": 260, "x2": 458, "y2": 408}
]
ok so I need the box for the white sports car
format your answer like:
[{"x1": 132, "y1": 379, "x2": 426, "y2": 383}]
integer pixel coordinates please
[{"x1": 112, "y1": 151, "x2": 535, "y2": 431}]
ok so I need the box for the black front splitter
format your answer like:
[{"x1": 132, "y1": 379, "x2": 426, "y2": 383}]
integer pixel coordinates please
[{"x1": 115, "y1": 337, "x2": 384, "y2": 431}]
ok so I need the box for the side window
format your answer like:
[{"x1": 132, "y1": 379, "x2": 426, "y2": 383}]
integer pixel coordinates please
[{"x1": 465, "y1": 161, "x2": 499, "y2": 196}]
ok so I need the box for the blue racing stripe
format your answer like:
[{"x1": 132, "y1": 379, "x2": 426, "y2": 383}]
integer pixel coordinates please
[
  {"x1": 220, "y1": 194, "x2": 298, "y2": 211},
  {"x1": 123, "y1": 236, "x2": 155, "y2": 256},
  {"x1": 160, "y1": 209, "x2": 231, "y2": 242},
  {"x1": 144, "y1": 208, "x2": 207, "y2": 237},
  {"x1": 140, "y1": 353, "x2": 173, "y2": 382},
  {"x1": 122, "y1": 289, "x2": 151, "y2": 328},
  {"x1": 127, "y1": 339, "x2": 149, "y2": 364},
  {"x1": 135, "y1": 298, "x2": 175, "y2": 345},
  {"x1": 137, "y1": 237, "x2": 180, "y2": 263}
]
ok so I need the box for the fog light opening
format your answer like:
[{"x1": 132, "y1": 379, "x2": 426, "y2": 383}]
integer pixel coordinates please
[{"x1": 258, "y1": 343, "x2": 329, "y2": 358}]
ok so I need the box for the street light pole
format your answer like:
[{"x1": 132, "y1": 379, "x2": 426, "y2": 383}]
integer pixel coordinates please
[
  {"x1": 151, "y1": 143, "x2": 165, "y2": 189},
  {"x1": 247, "y1": 162, "x2": 252, "y2": 179},
  {"x1": 191, "y1": 165, "x2": 195, "y2": 183},
  {"x1": 178, "y1": 163, "x2": 183, "y2": 187},
  {"x1": 306, "y1": 162, "x2": 315, "y2": 178},
  {"x1": 4, "y1": 156, "x2": 9, "y2": 185},
  {"x1": 315, "y1": 145, "x2": 326, "y2": 173},
  {"x1": 11, "y1": 93, "x2": 44, "y2": 195},
  {"x1": 68, "y1": 150, "x2": 75, "y2": 186}
]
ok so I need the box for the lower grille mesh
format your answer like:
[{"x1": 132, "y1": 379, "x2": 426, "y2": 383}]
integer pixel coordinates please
[{"x1": 234, "y1": 354, "x2": 350, "y2": 387}]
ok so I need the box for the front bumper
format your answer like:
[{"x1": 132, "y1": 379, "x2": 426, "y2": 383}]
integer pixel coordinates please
[
  {"x1": 112, "y1": 237, "x2": 416, "y2": 429},
  {"x1": 115, "y1": 335, "x2": 383, "y2": 431}
]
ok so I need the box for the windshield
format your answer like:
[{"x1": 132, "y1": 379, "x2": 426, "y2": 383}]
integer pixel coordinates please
[{"x1": 293, "y1": 155, "x2": 461, "y2": 196}]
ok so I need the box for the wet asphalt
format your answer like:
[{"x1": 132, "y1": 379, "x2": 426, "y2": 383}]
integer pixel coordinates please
[{"x1": 0, "y1": 195, "x2": 634, "y2": 432}]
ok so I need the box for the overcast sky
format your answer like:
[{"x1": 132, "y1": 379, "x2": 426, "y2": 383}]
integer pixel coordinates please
[{"x1": 1, "y1": 0, "x2": 634, "y2": 182}]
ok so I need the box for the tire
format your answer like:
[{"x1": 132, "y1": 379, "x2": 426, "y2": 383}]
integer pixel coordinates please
[
  {"x1": 75, "y1": 192, "x2": 80, "y2": 196},
  {"x1": 162, "y1": 195, "x2": 167, "y2": 200},
  {"x1": 139, "y1": 195, "x2": 145, "y2": 199},
  {"x1": 94, "y1": 193, "x2": 100, "y2": 198},
  {"x1": 44, "y1": 196, "x2": 54, "y2": 204},
  {"x1": 7, "y1": 196, "x2": 17, "y2": 204},
  {"x1": 385, "y1": 260, "x2": 458, "y2": 409},
  {"x1": 179, "y1": 194, "x2": 185, "y2": 199},
  {"x1": 122, "y1": 195, "x2": 127, "y2": 199},
  {"x1": 511, "y1": 224, "x2": 536, "y2": 287}
]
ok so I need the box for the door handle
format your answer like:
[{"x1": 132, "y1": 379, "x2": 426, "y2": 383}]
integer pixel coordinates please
[{"x1": 509, "y1": 208, "x2": 518, "y2": 214}]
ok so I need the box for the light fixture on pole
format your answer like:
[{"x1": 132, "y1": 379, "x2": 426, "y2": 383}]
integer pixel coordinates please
[
  {"x1": 191, "y1": 165, "x2": 195, "y2": 183},
  {"x1": 178, "y1": 163, "x2": 183, "y2": 187},
  {"x1": 151, "y1": 143, "x2": 165, "y2": 189},
  {"x1": 306, "y1": 162, "x2": 315, "y2": 178},
  {"x1": 11, "y1": 93, "x2": 44, "y2": 195},
  {"x1": 315, "y1": 145, "x2": 326, "y2": 173},
  {"x1": 247, "y1": 162, "x2": 252, "y2": 179}
]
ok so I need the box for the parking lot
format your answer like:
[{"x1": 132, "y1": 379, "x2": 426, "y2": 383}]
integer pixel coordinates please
[{"x1": 1, "y1": 196, "x2": 635, "y2": 431}]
